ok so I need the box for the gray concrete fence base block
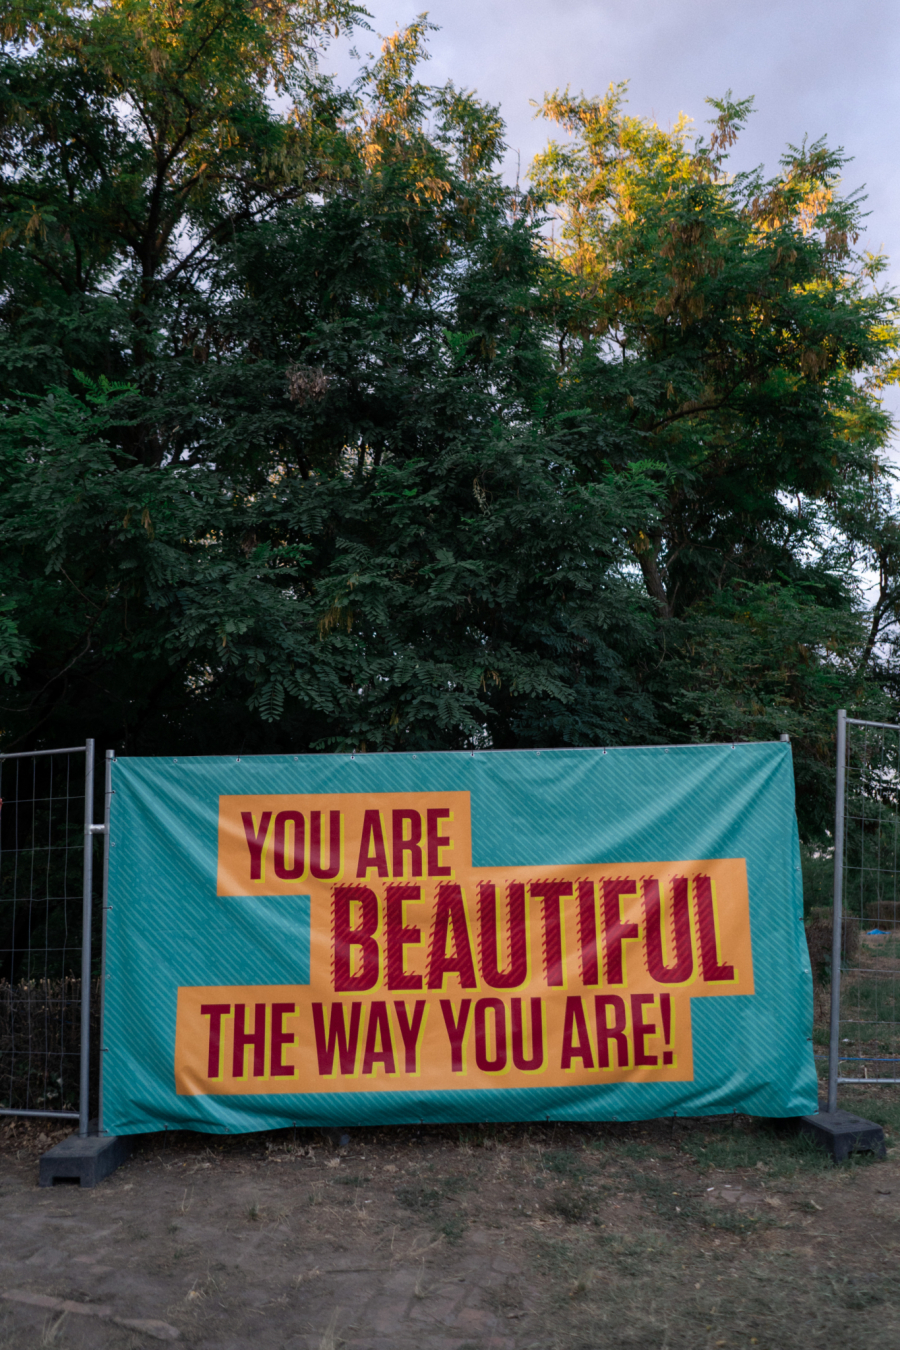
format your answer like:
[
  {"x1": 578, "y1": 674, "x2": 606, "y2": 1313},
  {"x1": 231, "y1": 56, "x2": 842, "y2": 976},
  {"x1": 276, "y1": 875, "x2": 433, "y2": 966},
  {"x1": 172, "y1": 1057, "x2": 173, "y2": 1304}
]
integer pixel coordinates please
[
  {"x1": 39, "y1": 1133, "x2": 132, "y2": 1188},
  {"x1": 799, "y1": 1108, "x2": 886, "y2": 1163}
]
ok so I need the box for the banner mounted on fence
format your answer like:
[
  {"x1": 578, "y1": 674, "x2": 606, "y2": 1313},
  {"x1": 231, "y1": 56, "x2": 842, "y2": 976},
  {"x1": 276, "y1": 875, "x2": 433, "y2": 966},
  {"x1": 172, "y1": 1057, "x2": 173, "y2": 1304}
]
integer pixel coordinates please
[{"x1": 104, "y1": 745, "x2": 816, "y2": 1134}]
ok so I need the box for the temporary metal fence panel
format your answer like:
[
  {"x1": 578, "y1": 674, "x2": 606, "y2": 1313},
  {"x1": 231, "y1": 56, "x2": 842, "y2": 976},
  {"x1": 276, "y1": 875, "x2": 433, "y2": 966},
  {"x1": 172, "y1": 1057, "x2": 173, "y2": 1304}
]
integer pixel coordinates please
[
  {"x1": 829, "y1": 711, "x2": 900, "y2": 1108},
  {"x1": 102, "y1": 743, "x2": 816, "y2": 1135},
  {"x1": 0, "y1": 742, "x2": 101, "y2": 1135}
]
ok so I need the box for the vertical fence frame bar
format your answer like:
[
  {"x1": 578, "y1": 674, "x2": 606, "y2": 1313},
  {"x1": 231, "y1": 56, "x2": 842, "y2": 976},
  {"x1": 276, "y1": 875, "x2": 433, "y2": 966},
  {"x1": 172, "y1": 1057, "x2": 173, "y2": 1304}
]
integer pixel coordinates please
[
  {"x1": 827, "y1": 709, "x2": 847, "y2": 1113},
  {"x1": 98, "y1": 749, "x2": 113, "y2": 1136},
  {"x1": 78, "y1": 740, "x2": 95, "y2": 1137}
]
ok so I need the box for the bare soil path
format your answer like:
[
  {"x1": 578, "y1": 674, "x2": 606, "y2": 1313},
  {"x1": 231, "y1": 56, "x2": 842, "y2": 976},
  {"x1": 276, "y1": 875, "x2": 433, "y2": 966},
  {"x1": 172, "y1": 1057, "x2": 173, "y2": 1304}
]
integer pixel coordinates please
[{"x1": 1, "y1": 1099, "x2": 899, "y2": 1350}]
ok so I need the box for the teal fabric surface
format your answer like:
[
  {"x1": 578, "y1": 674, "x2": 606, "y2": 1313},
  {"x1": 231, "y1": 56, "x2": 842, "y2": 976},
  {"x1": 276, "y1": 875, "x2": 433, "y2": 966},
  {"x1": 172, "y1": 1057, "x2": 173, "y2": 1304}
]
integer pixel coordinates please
[{"x1": 103, "y1": 743, "x2": 817, "y2": 1133}]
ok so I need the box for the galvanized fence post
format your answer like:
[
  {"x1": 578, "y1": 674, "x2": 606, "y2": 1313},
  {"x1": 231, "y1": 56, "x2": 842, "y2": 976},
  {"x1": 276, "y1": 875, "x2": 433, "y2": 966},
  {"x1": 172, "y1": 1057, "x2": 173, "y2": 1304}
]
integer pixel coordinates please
[
  {"x1": 827, "y1": 709, "x2": 847, "y2": 1113},
  {"x1": 79, "y1": 740, "x2": 95, "y2": 1138},
  {"x1": 98, "y1": 749, "x2": 114, "y2": 1137}
]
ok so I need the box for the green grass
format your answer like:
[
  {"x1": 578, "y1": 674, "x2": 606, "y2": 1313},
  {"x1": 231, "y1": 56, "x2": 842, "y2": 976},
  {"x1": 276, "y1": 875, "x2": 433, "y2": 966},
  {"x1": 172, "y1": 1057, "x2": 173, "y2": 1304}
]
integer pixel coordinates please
[
  {"x1": 676, "y1": 1122, "x2": 835, "y2": 1177},
  {"x1": 395, "y1": 1174, "x2": 466, "y2": 1212},
  {"x1": 612, "y1": 1140, "x2": 659, "y2": 1162},
  {"x1": 840, "y1": 1093, "x2": 900, "y2": 1136},
  {"x1": 439, "y1": 1214, "x2": 467, "y2": 1244},
  {"x1": 548, "y1": 1191, "x2": 591, "y2": 1223},
  {"x1": 844, "y1": 979, "x2": 900, "y2": 1021},
  {"x1": 594, "y1": 1231, "x2": 673, "y2": 1276},
  {"x1": 543, "y1": 1148, "x2": 586, "y2": 1177}
]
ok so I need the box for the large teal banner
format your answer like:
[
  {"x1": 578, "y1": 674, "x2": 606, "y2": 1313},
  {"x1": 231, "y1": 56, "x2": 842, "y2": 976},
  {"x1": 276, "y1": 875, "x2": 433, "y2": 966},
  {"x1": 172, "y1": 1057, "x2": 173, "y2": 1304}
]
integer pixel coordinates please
[{"x1": 104, "y1": 744, "x2": 816, "y2": 1134}]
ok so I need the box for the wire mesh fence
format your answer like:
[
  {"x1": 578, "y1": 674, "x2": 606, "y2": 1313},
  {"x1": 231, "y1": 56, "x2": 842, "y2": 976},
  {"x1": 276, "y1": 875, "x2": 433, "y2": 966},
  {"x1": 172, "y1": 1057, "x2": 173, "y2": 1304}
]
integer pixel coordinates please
[
  {"x1": 0, "y1": 978, "x2": 100, "y2": 1117},
  {"x1": 0, "y1": 745, "x2": 99, "y2": 1124},
  {"x1": 830, "y1": 713, "x2": 900, "y2": 1099}
]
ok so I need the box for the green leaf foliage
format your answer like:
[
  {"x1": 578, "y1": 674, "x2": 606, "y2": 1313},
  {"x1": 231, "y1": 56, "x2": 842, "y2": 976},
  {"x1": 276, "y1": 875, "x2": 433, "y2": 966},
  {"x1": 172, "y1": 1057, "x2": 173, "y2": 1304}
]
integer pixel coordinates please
[{"x1": 2, "y1": 8, "x2": 899, "y2": 847}]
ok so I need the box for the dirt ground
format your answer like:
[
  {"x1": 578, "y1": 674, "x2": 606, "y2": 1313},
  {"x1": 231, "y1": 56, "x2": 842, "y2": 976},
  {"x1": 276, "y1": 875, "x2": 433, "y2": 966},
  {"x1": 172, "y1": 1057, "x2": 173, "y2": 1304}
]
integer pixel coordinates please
[{"x1": 1, "y1": 1092, "x2": 899, "y2": 1350}]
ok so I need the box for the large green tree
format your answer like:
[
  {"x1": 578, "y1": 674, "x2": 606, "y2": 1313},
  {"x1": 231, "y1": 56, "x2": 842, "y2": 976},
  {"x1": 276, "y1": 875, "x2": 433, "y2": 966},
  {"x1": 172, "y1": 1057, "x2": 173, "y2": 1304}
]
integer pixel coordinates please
[
  {"x1": 530, "y1": 85, "x2": 900, "y2": 834},
  {"x1": 2, "y1": 7, "x2": 899, "y2": 843},
  {"x1": 0, "y1": 6, "x2": 657, "y2": 757}
]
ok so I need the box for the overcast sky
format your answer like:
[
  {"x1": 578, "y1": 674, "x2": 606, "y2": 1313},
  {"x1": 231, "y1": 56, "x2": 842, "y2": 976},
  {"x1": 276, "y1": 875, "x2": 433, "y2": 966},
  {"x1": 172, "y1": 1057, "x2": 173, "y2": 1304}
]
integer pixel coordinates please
[
  {"x1": 334, "y1": 1, "x2": 898, "y2": 255},
  {"x1": 329, "y1": 0, "x2": 900, "y2": 430}
]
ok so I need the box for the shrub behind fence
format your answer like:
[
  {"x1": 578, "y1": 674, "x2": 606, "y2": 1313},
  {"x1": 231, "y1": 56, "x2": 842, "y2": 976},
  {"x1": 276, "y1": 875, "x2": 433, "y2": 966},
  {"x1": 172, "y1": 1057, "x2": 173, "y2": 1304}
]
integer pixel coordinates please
[
  {"x1": 0, "y1": 744, "x2": 101, "y2": 1128},
  {"x1": 0, "y1": 978, "x2": 100, "y2": 1118}
]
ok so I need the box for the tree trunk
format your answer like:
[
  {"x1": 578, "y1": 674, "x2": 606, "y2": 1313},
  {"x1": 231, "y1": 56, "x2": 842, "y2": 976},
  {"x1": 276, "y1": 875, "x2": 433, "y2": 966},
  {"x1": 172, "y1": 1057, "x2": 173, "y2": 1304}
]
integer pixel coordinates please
[{"x1": 636, "y1": 547, "x2": 673, "y2": 621}]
